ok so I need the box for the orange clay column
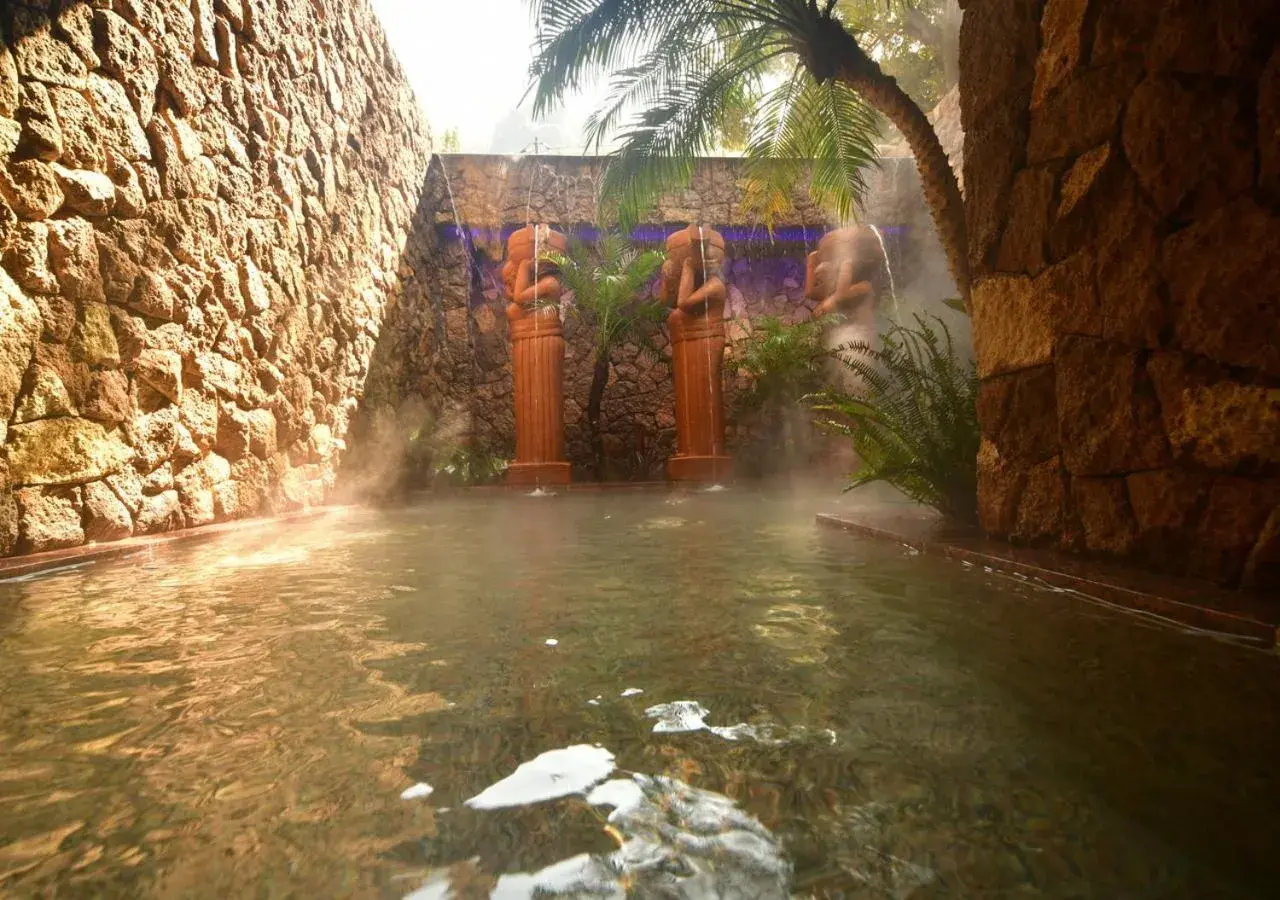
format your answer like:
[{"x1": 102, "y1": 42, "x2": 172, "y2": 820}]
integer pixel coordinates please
[
  {"x1": 503, "y1": 225, "x2": 572, "y2": 486},
  {"x1": 664, "y1": 224, "x2": 733, "y2": 483}
]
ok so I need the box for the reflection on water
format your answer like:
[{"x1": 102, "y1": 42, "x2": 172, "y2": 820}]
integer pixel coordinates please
[{"x1": 1, "y1": 491, "x2": 1279, "y2": 897}]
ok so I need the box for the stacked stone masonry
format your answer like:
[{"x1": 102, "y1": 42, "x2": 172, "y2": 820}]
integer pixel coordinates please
[
  {"x1": 1, "y1": 0, "x2": 433, "y2": 555},
  {"x1": 962, "y1": 0, "x2": 1280, "y2": 588}
]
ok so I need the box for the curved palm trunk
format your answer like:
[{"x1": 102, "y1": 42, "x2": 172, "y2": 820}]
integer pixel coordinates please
[
  {"x1": 806, "y1": 21, "x2": 971, "y2": 307},
  {"x1": 587, "y1": 357, "x2": 610, "y2": 479}
]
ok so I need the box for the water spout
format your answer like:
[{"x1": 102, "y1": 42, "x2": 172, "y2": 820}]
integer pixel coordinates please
[{"x1": 868, "y1": 224, "x2": 900, "y2": 322}]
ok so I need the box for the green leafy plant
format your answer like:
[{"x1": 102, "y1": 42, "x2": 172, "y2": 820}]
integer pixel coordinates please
[
  {"x1": 431, "y1": 446, "x2": 509, "y2": 487},
  {"x1": 812, "y1": 314, "x2": 978, "y2": 521},
  {"x1": 546, "y1": 233, "x2": 667, "y2": 479},
  {"x1": 734, "y1": 315, "x2": 831, "y2": 411},
  {"x1": 730, "y1": 315, "x2": 834, "y2": 476},
  {"x1": 526, "y1": 0, "x2": 969, "y2": 306}
]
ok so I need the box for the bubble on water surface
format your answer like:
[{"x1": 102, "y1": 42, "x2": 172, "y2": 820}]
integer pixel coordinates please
[
  {"x1": 544, "y1": 638, "x2": 558, "y2": 646},
  {"x1": 463, "y1": 745, "x2": 615, "y2": 810}
]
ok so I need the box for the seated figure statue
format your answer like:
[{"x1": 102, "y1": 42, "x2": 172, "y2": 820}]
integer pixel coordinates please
[
  {"x1": 502, "y1": 224, "x2": 572, "y2": 485},
  {"x1": 803, "y1": 226, "x2": 886, "y2": 393},
  {"x1": 663, "y1": 224, "x2": 732, "y2": 483}
]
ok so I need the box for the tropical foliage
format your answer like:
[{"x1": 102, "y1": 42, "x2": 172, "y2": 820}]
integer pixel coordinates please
[
  {"x1": 430, "y1": 446, "x2": 509, "y2": 487},
  {"x1": 730, "y1": 315, "x2": 833, "y2": 476},
  {"x1": 546, "y1": 233, "x2": 667, "y2": 477},
  {"x1": 813, "y1": 315, "x2": 978, "y2": 521},
  {"x1": 526, "y1": 0, "x2": 969, "y2": 304},
  {"x1": 836, "y1": 0, "x2": 960, "y2": 108},
  {"x1": 733, "y1": 315, "x2": 830, "y2": 412}
]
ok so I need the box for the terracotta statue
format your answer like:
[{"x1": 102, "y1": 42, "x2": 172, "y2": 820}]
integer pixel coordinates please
[
  {"x1": 804, "y1": 226, "x2": 886, "y2": 393},
  {"x1": 502, "y1": 224, "x2": 572, "y2": 486},
  {"x1": 663, "y1": 224, "x2": 733, "y2": 483}
]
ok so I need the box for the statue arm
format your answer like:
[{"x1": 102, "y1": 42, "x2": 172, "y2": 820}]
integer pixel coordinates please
[
  {"x1": 815, "y1": 259, "x2": 873, "y2": 319},
  {"x1": 676, "y1": 259, "x2": 726, "y2": 314},
  {"x1": 514, "y1": 259, "x2": 562, "y2": 305},
  {"x1": 803, "y1": 251, "x2": 822, "y2": 303}
]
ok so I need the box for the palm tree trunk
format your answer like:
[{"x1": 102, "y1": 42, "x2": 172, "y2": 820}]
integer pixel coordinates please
[
  {"x1": 587, "y1": 357, "x2": 610, "y2": 479},
  {"x1": 808, "y1": 21, "x2": 971, "y2": 307}
]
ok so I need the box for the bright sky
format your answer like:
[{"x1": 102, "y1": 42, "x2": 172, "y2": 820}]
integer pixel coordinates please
[{"x1": 368, "y1": 0, "x2": 607, "y2": 154}]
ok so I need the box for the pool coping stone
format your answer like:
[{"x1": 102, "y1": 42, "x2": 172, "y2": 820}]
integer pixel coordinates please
[{"x1": 816, "y1": 510, "x2": 1280, "y2": 649}]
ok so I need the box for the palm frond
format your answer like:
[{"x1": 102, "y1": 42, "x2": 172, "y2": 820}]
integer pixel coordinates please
[
  {"x1": 549, "y1": 233, "x2": 666, "y2": 359},
  {"x1": 528, "y1": 0, "x2": 882, "y2": 228},
  {"x1": 742, "y1": 71, "x2": 882, "y2": 228}
]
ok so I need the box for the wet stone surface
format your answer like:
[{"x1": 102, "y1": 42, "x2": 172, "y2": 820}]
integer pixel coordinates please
[{"x1": 0, "y1": 489, "x2": 1278, "y2": 897}]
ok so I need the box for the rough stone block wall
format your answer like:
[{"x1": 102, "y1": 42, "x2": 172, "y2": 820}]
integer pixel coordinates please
[
  {"x1": 962, "y1": 0, "x2": 1280, "y2": 588},
  {"x1": 1, "y1": 0, "x2": 434, "y2": 555},
  {"x1": 369, "y1": 153, "x2": 964, "y2": 481}
]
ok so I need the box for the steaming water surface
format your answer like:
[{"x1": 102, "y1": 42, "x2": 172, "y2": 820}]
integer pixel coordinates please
[{"x1": 1, "y1": 490, "x2": 1278, "y2": 897}]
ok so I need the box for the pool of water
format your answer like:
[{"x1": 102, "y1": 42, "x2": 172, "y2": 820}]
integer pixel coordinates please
[{"x1": 1, "y1": 488, "x2": 1279, "y2": 898}]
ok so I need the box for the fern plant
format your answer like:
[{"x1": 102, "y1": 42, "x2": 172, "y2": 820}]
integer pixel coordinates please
[
  {"x1": 545, "y1": 233, "x2": 667, "y2": 479},
  {"x1": 812, "y1": 315, "x2": 979, "y2": 522}
]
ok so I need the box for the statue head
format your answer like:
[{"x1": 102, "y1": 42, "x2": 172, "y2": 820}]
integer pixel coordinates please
[
  {"x1": 809, "y1": 226, "x2": 886, "y2": 298},
  {"x1": 502, "y1": 224, "x2": 568, "y2": 300},
  {"x1": 661, "y1": 224, "x2": 726, "y2": 304}
]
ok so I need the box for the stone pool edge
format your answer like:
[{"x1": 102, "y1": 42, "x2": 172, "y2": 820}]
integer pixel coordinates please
[
  {"x1": 816, "y1": 512, "x2": 1280, "y2": 649},
  {"x1": 0, "y1": 507, "x2": 353, "y2": 582}
]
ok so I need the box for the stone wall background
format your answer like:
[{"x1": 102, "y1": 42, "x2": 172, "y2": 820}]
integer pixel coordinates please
[
  {"x1": 962, "y1": 0, "x2": 1280, "y2": 588},
  {"x1": 1, "y1": 0, "x2": 435, "y2": 555},
  {"x1": 356, "y1": 153, "x2": 965, "y2": 482}
]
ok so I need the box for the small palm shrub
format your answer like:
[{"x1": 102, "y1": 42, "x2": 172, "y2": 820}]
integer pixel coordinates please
[
  {"x1": 812, "y1": 315, "x2": 979, "y2": 522},
  {"x1": 730, "y1": 316, "x2": 832, "y2": 475},
  {"x1": 546, "y1": 233, "x2": 667, "y2": 479}
]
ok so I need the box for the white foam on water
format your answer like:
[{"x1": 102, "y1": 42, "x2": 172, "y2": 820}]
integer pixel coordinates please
[
  {"x1": 702, "y1": 484, "x2": 729, "y2": 493},
  {"x1": 526, "y1": 487, "x2": 557, "y2": 498},
  {"x1": 390, "y1": 585, "x2": 415, "y2": 593},
  {"x1": 585, "y1": 777, "x2": 646, "y2": 819},
  {"x1": 644, "y1": 701, "x2": 834, "y2": 746},
  {"x1": 620, "y1": 688, "x2": 644, "y2": 697},
  {"x1": 544, "y1": 638, "x2": 558, "y2": 646},
  {"x1": 488, "y1": 853, "x2": 613, "y2": 899},
  {"x1": 408, "y1": 774, "x2": 791, "y2": 899},
  {"x1": 400, "y1": 782, "x2": 434, "y2": 800},
  {"x1": 645, "y1": 700, "x2": 711, "y2": 733},
  {"x1": 463, "y1": 745, "x2": 615, "y2": 810}
]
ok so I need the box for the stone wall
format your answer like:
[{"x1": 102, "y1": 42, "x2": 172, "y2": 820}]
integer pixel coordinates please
[
  {"x1": 1, "y1": 0, "x2": 434, "y2": 555},
  {"x1": 962, "y1": 0, "x2": 1280, "y2": 588},
  {"x1": 362, "y1": 153, "x2": 964, "y2": 481}
]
